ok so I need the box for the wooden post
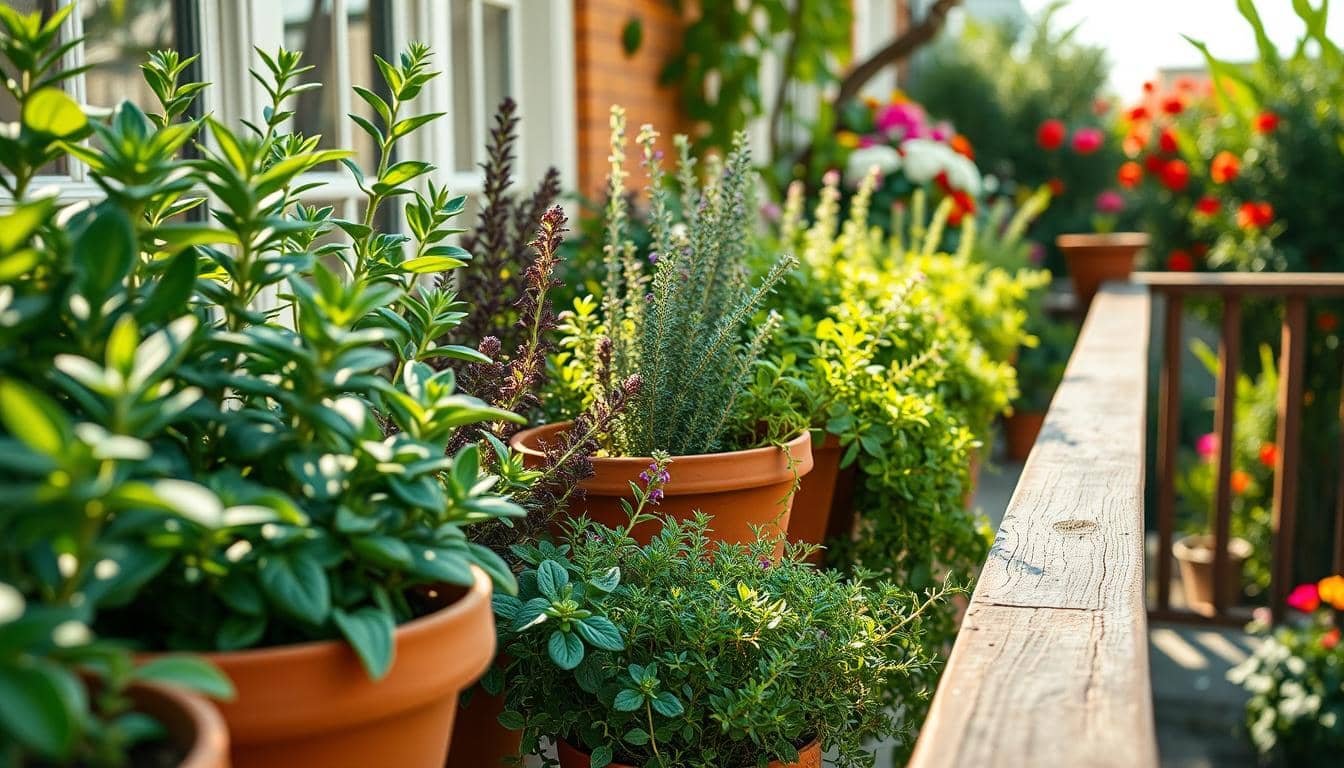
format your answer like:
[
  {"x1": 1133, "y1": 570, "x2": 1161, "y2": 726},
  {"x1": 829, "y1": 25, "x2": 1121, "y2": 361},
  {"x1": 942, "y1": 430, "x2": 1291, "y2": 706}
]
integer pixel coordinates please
[
  {"x1": 1155, "y1": 293, "x2": 1183, "y2": 612},
  {"x1": 1270, "y1": 298, "x2": 1306, "y2": 621},
  {"x1": 1210, "y1": 297, "x2": 1241, "y2": 616}
]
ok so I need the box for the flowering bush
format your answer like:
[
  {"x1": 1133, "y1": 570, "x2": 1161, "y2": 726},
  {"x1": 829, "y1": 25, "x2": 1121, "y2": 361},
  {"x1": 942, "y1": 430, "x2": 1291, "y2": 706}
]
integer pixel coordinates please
[{"x1": 1229, "y1": 574, "x2": 1344, "y2": 764}]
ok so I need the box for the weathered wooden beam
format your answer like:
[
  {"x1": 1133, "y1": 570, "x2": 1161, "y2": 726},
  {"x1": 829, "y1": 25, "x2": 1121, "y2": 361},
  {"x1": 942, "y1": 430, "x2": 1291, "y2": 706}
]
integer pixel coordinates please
[
  {"x1": 1134, "y1": 271, "x2": 1344, "y2": 296},
  {"x1": 909, "y1": 283, "x2": 1156, "y2": 768}
]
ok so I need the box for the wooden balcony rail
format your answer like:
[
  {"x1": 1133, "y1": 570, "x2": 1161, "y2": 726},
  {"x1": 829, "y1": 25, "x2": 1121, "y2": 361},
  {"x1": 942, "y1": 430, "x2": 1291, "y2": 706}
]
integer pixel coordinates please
[
  {"x1": 909, "y1": 283, "x2": 1157, "y2": 768},
  {"x1": 1134, "y1": 272, "x2": 1344, "y2": 625}
]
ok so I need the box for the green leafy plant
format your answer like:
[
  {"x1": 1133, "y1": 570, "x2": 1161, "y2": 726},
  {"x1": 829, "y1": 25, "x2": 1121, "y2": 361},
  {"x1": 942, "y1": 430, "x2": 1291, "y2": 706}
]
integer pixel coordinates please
[
  {"x1": 550, "y1": 108, "x2": 797, "y2": 456},
  {"x1": 1014, "y1": 316, "x2": 1076, "y2": 413},
  {"x1": 0, "y1": 6, "x2": 526, "y2": 710},
  {"x1": 496, "y1": 513, "x2": 954, "y2": 768}
]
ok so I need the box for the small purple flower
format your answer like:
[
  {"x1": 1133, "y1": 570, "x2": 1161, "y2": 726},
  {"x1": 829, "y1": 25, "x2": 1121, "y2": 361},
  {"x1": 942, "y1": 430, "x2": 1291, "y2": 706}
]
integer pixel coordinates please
[
  {"x1": 657, "y1": 470, "x2": 670, "y2": 484},
  {"x1": 645, "y1": 292, "x2": 655, "y2": 302},
  {"x1": 648, "y1": 251, "x2": 660, "y2": 264},
  {"x1": 758, "y1": 557, "x2": 772, "y2": 569},
  {"x1": 587, "y1": 531, "x2": 602, "y2": 542},
  {"x1": 649, "y1": 488, "x2": 664, "y2": 503},
  {"x1": 639, "y1": 471, "x2": 652, "y2": 483},
  {"x1": 654, "y1": 149, "x2": 665, "y2": 161},
  {"x1": 759, "y1": 201, "x2": 781, "y2": 222}
]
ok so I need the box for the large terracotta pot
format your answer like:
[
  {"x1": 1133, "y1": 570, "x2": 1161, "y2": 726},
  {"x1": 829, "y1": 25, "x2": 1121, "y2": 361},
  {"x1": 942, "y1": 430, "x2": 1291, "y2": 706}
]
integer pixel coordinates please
[
  {"x1": 199, "y1": 568, "x2": 494, "y2": 768},
  {"x1": 787, "y1": 433, "x2": 843, "y2": 563},
  {"x1": 1056, "y1": 232, "x2": 1149, "y2": 309},
  {"x1": 1173, "y1": 534, "x2": 1252, "y2": 615},
  {"x1": 511, "y1": 423, "x2": 813, "y2": 546},
  {"x1": 557, "y1": 738, "x2": 823, "y2": 768},
  {"x1": 445, "y1": 681, "x2": 520, "y2": 767},
  {"x1": 124, "y1": 680, "x2": 230, "y2": 768},
  {"x1": 1003, "y1": 411, "x2": 1046, "y2": 463}
]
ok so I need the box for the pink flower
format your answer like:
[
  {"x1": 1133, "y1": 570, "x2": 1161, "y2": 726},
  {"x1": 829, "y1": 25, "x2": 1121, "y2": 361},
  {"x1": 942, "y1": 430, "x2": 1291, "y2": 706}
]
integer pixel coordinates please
[
  {"x1": 876, "y1": 102, "x2": 928, "y2": 140},
  {"x1": 1071, "y1": 127, "x2": 1105, "y2": 155},
  {"x1": 1095, "y1": 190, "x2": 1124, "y2": 214},
  {"x1": 1287, "y1": 583, "x2": 1321, "y2": 613},
  {"x1": 1196, "y1": 433, "x2": 1217, "y2": 460},
  {"x1": 930, "y1": 121, "x2": 954, "y2": 142}
]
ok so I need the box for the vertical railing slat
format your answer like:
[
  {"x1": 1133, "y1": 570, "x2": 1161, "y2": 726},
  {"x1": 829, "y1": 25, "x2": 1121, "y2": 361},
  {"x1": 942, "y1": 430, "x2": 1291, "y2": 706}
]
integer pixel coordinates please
[
  {"x1": 1270, "y1": 297, "x2": 1307, "y2": 621},
  {"x1": 1156, "y1": 292, "x2": 1183, "y2": 612},
  {"x1": 1211, "y1": 297, "x2": 1242, "y2": 616}
]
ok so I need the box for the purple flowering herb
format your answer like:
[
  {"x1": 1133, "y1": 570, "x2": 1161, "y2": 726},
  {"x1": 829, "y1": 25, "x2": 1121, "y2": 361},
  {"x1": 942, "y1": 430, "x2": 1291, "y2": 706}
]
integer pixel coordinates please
[
  {"x1": 648, "y1": 251, "x2": 660, "y2": 264},
  {"x1": 758, "y1": 557, "x2": 771, "y2": 569},
  {"x1": 649, "y1": 488, "x2": 664, "y2": 503}
]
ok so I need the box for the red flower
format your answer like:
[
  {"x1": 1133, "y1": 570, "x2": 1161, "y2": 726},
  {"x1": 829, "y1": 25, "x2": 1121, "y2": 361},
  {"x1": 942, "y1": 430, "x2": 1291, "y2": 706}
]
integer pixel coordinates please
[
  {"x1": 1254, "y1": 111, "x2": 1280, "y2": 133},
  {"x1": 1236, "y1": 201, "x2": 1274, "y2": 229},
  {"x1": 1318, "y1": 312, "x2": 1339, "y2": 333},
  {"x1": 1162, "y1": 96, "x2": 1185, "y2": 115},
  {"x1": 1210, "y1": 151, "x2": 1240, "y2": 184},
  {"x1": 1323, "y1": 628, "x2": 1341, "y2": 651},
  {"x1": 1192, "y1": 242, "x2": 1209, "y2": 257},
  {"x1": 1144, "y1": 154, "x2": 1166, "y2": 174},
  {"x1": 1166, "y1": 250, "x2": 1194, "y2": 272},
  {"x1": 1259, "y1": 443, "x2": 1277, "y2": 468},
  {"x1": 1159, "y1": 159, "x2": 1190, "y2": 192},
  {"x1": 1117, "y1": 161, "x2": 1144, "y2": 189},
  {"x1": 1128, "y1": 106, "x2": 1150, "y2": 122},
  {"x1": 1159, "y1": 128, "x2": 1179, "y2": 154},
  {"x1": 1047, "y1": 177, "x2": 1066, "y2": 196},
  {"x1": 1230, "y1": 469, "x2": 1252, "y2": 495},
  {"x1": 1195, "y1": 196, "x2": 1220, "y2": 215},
  {"x1": 1037, "y1": 119, "x2": 1066, "y2": 150},
  {"x1": 1288, "y1": 583, "x2": 1321, "y2": 612},
  {"x1": 1142, "y1": 80, "x2": 1156, "y2": 93}
]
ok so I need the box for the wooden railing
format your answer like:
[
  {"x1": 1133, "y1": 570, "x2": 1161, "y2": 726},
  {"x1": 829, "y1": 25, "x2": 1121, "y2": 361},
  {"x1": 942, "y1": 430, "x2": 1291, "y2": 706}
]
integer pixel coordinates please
[
  {"x1": 909, "y1": 283, "x2": 1157, "y2": 768},
  {"x1": 1137, "y1": 272, "x2": 1344, "y2": 624}
]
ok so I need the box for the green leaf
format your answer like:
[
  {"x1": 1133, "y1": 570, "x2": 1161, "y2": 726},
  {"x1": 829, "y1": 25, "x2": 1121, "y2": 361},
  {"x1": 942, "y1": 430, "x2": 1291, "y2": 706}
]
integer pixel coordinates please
[
  {"x1": 0, "y1": 661, "x2": 77, "y2": 758},
  {"x1": 137, "y1": 248, "x2": 197, "y2": 324},
  {"x1": 547, "y1": 629, "x2": 584, "y2": 671},
  {"x1": 351, "y1": 535, "x2": 414, "y2": 570},
  {"x1": 612, "y1": 688, "x2": 645, "y2": 712},
  {"x1": 622, "y1": 727, "x2": 650, "y2": 746},
  {"x1": 332, "y1": 606, "x2": 396, "y2": 680},
  {"x1": 589, "y1": 745, "x2": 614, "y2": 768},
  {"x1": 259, "y1": 553, "x2": 331, "y2": 626},
  {"x1": 378, "y1": 160, "x2": 433, "y2": 189},
  {"x1": 401, "y1": 255, "x2": 467, "y2": 273},
  {"x1": 23, "y1": 88, "x2": 87, "y2": 137},
  {"x1": 589, "y1": 567, "x2": 620, "y2": 593},
  {"x1": 0, "y1": 379, "x2": 69, "y2": 458},
  {"x1": 133, "y1": 656, "x2": 235, "y2": 701},
  {"x1": 215, "y1": 614, "x2": 266, "y2": 650},
  {"x1": 75, "y1": 206, "x2": 136, "y2": 303},
  {"x1": 621, "y1": 18, "x2": 643, "y2": 57},
  {"x1": 574, "y1": 616, "x2": 624, "y2": 652},
  {"x1": 535, "y1": 560, "x2": 568, "y2": 602},
  {"x1": 651, "y1": 691, "x2": 683, "y2": 717}
]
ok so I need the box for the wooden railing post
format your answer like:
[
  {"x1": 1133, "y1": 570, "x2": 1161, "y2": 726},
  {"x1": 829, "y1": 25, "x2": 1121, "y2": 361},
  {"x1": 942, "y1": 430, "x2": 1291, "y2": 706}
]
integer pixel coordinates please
[
  {"x1": 1270, "y1": 297, "x2": 1306, "y2": 621},
  {"x1": 1155, "y1": 293, "x2": 1183, "y2": 613},
  {"x1": 1211, "y1": 298, "x2": 1242, "y2": 615}
]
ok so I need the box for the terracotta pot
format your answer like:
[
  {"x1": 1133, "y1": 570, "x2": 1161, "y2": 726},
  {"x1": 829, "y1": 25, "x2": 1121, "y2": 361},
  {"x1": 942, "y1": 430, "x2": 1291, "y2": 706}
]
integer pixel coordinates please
[
  {"x1": 1056, "y1": 232, "x2": 1148, "y2": 309},
  {"x1": 1173, "y1": 535, "x2": 1252, "y2": 614},
  {"x1": 123, "y1": 680, "x2": 230, "y2": 768},
  {"x1": 557, "y1": 738, "x2": 823, "y2": 768},
  {"x1": 511, "y1": 423, "x2": 813, "y2": 546},
  {"x1": 444, "y1": 681, "x2": 520, "y2": 767},
  {"x1": 198, "y1": 568, "x2": 494, "y2": 768},
  {"x1": 1003, "y1": 411, "x2": 1046, "y2": 463},
  {"x1": 788, "y1": 433, "x2": 843, "y2": 563}
]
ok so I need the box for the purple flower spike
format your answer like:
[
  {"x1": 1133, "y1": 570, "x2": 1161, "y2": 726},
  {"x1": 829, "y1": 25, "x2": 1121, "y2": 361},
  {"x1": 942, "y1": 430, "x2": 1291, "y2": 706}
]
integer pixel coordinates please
[{"x1": 649, "y1": 488, "x2": 664, "y2": 502}]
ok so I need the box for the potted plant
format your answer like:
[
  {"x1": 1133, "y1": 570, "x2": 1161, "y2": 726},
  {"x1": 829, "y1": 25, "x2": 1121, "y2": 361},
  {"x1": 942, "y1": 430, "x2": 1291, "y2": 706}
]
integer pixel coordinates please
[
  {"x1": 1005, "y1": 317, "x2": 1076, "y2": 462},
  {"x1": 1056, "y1": 231, "x2": 1148, "y2": 310},
  {"x1": 1228, "y1": 575, "x2": 1344, "y2": 766},
  {"x1": 0, "y1": 16, "x2": 529, "y2": 766},
  {"x1": 493, "y1": 479, "x2": 955, "y2": 768},
  {"x1": 521, "y1": 110, "x2": 810, "y2": 545}
]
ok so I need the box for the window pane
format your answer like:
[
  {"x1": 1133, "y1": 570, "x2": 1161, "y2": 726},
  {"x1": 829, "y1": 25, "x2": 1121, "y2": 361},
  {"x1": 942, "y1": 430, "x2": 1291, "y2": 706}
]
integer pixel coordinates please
[
  {"x1": 282, "y1": 0, "x2": 391, "y2": 172},
  {"x1": 451, "y1": 0, "x2": 475, "y2": 173},
  {"x1": 482, "y1": 3, "x2": 511, "y2": 121},
  {"x1": 81, "y1": 0, "x2": 178, "y2": 112}
]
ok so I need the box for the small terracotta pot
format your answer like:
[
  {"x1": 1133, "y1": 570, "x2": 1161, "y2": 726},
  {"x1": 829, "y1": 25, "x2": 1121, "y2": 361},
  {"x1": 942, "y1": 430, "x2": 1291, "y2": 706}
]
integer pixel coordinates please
[
  {"x1": 511, "y1": 423, "x2": 813, "y2": 546},
  {"x1": 197, "y1": 568, "x2": 494, "y2": 768},
  {"x1": 444, "y1": 681, "x2": 521, "y2": 767},
  {"x1": 788, "y1": 433, "x2": 843, "y2": 563},
  {"x1": 124, "y1": 680, "x2": 230, "y2": 768},
  {"x1": 1173, "y1": 534, "x2": 1252, "y2": 615},
  {"x1": 556, "y1": 738, "x2": 823, "y2": 768},
  {"x1": 1003, "y1": 411, "x2": 1046, "y2": 463},
  {"x1": 1057, "y1": 232, "x2": 1148, "y2": 310}
]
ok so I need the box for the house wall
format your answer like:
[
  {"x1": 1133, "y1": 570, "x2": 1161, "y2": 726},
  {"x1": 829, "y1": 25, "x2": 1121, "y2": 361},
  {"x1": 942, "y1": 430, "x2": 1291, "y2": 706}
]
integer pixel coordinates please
[{"x1": 573, "y1": 0, "x2": 693, "y2": 200}]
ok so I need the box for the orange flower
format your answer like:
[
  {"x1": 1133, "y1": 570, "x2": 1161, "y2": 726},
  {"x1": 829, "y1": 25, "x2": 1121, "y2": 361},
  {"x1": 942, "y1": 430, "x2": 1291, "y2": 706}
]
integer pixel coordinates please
[
  {"x1": 1317, "y1": 312, "x2": 1338, "y2": 333},
  {"x1": 1195, "y1": 196, "x2": 1220, "y2": 215},
  {"x1": 863, "y1": 96, "x2": 880, "y2": 110},
  {"x1": 950, "y1": 134, "x2": 975, "y2": 159},
  {"x1": 1323, "y1": 627, "x2": 1341, "y2": 651},
  {"x1": 1236, "y1": 201, "x2": 1274, "y2": 229},
  {"x1": 1159, "y1": 159, "x2": 1190, "y2": 192},
  {"x1": 1047, "y1": 177, "x2": 1066, "y2": 196},
  {"x1": 1318, "y1": 575, "x2": 1344, "y2": 611},
  {"x1": 1254, "y1": 111, "x2": 1280, "y2": 133},
  {"x1": 1230, "y1": 469, "x2": 1251, "y2": 495},
  {"x1": 1210, "y1": 151, "x2": 1241, "y2": 184},
  {"x1": 1258, "y1": 443, "x2": 1277, "y2": 468},
  {"x1": 1117, "y1": 161, "x2": 1144, "y2": 189}
]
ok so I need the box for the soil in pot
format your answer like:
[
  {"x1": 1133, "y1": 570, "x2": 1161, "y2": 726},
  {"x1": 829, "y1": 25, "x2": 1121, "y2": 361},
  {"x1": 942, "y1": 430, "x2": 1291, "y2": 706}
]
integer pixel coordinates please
[
  {"x1": 511, "y1": 423, "x2": 813, "y2": 547},
  {"x1": 556, "y1": 738, "x2": 823, "y2": 768},
  {"x1": 1056, "y1": 232, "x2": 1148, "y2": 310},
  {"x1": 1173, "y1": 534, "x2": 1252, "y2": 615},
  {"x1": 444, "y1": 679, "x2": 520, "y2": 767},
  {"x1": 194, "y1": 567, "x2": 495, "y2": 768},
  {"x1": 1003, "y1": 411, "x2": 1046, "y2": 463},
  {"x1": 115, "y1": 680, "x2": 230, "y2": 768}
]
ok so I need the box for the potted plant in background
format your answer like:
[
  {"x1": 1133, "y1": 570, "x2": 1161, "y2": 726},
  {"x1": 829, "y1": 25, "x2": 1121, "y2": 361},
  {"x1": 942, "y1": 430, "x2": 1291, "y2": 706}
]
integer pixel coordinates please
[
  {"x1": 523, "y1": 109, "x2": 810, "y2": 546},
  {"x1": 494, "y1": 485, "x2": 956, "y2": 768},
  {"x1": 0, "y1": 15, "x2": 531, "y2": 766},
  {"x1": 1229, "y1": 574, "x2": 1344, "y2": 766},
  {"x1": 1055, "y1": 229, "x2": 1149, "y2": 311}
]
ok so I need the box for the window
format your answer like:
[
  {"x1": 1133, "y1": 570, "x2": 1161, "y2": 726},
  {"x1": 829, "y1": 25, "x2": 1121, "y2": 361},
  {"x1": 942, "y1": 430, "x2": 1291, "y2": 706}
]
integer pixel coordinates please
[{"x1": 1, "y1": 0, "x2": 577, "y2": 209}]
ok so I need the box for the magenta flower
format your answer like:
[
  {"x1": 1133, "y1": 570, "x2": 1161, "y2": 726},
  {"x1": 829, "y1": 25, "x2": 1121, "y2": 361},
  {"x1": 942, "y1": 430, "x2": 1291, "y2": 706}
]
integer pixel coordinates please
[
  {"x1": 1095, "y1": 190, "x2": 1125, "y2": 214},
  {"x1": 858, "y1": 134, "x2": 881, "y2": 148},
  {"x1": 1287, "y1": 583, "x2": 1321, "y2": 613},
  {"x1": 1196, "y1": 433, "x2": 1217, "y2": 460},
  {"x1": 875, "y1": 102, "x2": 928, "y2": 140},
  {"x1": 1070, "y1": 127, "x2": 1105, "y2": 155},
  {"x1": 930, "y1": 121, "x2": 954, "y2": 142}
]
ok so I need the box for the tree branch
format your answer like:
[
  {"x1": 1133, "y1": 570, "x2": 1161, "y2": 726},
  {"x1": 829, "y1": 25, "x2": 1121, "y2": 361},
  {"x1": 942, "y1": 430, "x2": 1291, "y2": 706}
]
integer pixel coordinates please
[{"x1": 832, "y1": 0, "x2": 962, "y2": 108}]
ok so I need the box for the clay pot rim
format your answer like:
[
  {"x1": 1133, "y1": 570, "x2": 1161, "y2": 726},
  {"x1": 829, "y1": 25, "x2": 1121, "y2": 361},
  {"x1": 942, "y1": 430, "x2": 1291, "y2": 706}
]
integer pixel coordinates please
[
  {"x1": 1172, "y1": 534, "x2": 1253, "y2": 564},
  {"x1": 511, "y1": 422, "x2": 813, "y2": 494},
  {"x1": 194, "y1": 566, "x2": 490, "y2": 668},
  {"x1": 557, "y1": 737, "x2": 822, "y2": 768},
  {"x1": 1056, "y1": 231, "x2": 1150, "y2": 249},
  {"x1": 128, "y1": 680, "x2": 229, "y2": 768}
]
